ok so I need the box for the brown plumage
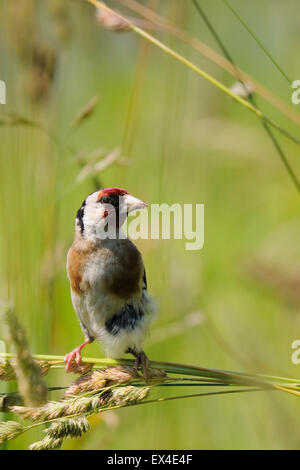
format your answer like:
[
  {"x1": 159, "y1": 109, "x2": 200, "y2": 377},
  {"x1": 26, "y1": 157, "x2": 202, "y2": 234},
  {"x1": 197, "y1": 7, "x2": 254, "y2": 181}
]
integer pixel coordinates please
[
  {"x1": 102, "y1": 240, "x2": 144, "y2": 299},
  {"x1": 67, "y1": 232, "x2": 99, "y2": 295}
]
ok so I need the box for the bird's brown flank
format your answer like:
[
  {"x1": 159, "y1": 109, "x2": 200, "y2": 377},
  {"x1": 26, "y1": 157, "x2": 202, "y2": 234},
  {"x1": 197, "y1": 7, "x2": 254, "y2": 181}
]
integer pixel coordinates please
[{"x1": 67, "y1": 247, "x2": 92, "y2": 295}]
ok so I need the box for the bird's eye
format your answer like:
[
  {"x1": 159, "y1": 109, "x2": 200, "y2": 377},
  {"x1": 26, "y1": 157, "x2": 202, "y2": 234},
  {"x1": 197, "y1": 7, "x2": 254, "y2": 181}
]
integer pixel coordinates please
[{"x1": 101, "y1": 196, "x2": 110, "y2": 204}]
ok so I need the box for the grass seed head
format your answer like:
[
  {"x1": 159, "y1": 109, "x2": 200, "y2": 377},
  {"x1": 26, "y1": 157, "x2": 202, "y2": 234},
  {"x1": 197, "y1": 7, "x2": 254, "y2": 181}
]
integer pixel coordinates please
[
  {"x1": 0, "y1": 421, "x2": 24, "y2": 445},
  {"x1": 11, "y1": 401, "x2": 67, "y2": 422},
  {"x1": 0, "y1": 359, "x2": 16, "y2": 381},
  {"x1": 65, "y1": 365, "x2": 139, "y2": 397},
  {"x1": 2, "y1": 304, "x2": 48, "y2": 406},
  {"x1": 29, "y1": 417, "x2": 90, "y2": 450},
  {"x1": 65, "y1": 361, "x2": 94, "y2": 375},
  {"x1": 29, "y1": 436, "x2": 63, "y2": 451},
  {"x1": 45, "y1": 417, "x2": 90, "y2": 439},
  {"x1": 108, "y1": 386, "x2": 150, "y2": 407}
]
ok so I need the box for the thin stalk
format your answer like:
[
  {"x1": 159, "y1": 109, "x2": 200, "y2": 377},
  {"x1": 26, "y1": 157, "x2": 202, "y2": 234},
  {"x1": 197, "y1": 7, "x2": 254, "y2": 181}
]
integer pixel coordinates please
[
  {"x1": 257, "y1": 111, "x2": 300, "y2": 193},
  {"x1": 192, "y1": 0, "x2": 300, "y2": 194},
  {"x1": 11, "y1": 387, "x2": 267, "y2": 440},
  {"x1": 193, "y1": 0, "x2": 234, "y2": 64},
  {"x1": 157, "y1": 383, "x2": 232, "y2": 387},
  {"x1": 116, "y1": 0, "x2": 300, "y2": 127},
  {"x1": 127, "y1": 387, "x2": 268, "y2": 406},
  {"x1": 86, "y1": 0, "x2": 300, "y2": 146},
  {"x1": 223, "y1": 0, "x2": 292, "y2": 85},
  {"x1": 1, "y1": 352, "x2": 300, "y2": 388}
]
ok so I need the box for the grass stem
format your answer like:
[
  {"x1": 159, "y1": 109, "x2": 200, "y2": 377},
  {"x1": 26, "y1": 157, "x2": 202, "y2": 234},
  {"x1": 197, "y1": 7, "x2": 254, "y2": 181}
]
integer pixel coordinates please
[{"x1": 86, "y1": 0, "x2": 300, "y2": 146}]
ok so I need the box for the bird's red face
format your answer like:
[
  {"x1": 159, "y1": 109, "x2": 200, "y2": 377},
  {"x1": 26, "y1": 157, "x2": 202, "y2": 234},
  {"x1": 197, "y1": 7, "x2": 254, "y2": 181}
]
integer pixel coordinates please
[
  {"x1": 76, "y1": 187, "x2": 147, "y2": 238},
  {"x1": 97, "y1": 187, "x2": 147, "y2": 218},
  {"x1": 97, "y1": 187, "x2": 128, "y2": 200}
]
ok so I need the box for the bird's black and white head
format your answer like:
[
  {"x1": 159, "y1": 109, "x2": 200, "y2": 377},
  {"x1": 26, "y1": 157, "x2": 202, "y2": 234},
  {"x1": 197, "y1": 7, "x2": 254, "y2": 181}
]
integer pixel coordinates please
[{"x1": 75, "y1": 187, "x2": 147, "y2": 241}]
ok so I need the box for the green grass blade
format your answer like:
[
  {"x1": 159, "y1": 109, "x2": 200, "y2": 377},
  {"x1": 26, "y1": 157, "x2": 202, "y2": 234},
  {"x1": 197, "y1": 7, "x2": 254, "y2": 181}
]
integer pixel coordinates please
[
  {"x1": 87, "y1": 0, "x2": 300, "y2": 146},
  {"x1": 223, "y1": 0, "x2": 292, "y2": 84},
  {"x1": 192, "y1": 0, "x2": 300, "y2": 194},
  {"x1": 2, "y1": 352, "x2": 300, "y2": 388}
]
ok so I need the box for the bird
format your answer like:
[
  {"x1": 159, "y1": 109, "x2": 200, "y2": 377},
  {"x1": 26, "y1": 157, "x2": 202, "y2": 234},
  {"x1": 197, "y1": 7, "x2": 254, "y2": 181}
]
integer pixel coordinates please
[{"x1": 64, "y1": 187, "x2": 156, "y2": 378}]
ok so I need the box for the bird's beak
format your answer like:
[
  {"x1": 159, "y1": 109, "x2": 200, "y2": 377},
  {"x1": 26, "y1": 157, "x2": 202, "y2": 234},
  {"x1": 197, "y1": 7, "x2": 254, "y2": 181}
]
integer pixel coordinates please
[{"x1": 123, "y1": 194, "x2": 148, "y2": 213}]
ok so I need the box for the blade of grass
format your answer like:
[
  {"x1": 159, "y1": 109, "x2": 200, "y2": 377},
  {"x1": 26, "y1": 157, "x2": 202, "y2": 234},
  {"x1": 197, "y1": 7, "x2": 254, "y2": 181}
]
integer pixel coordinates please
[
  {"x1": 223, "y1": 0, "x2": 292, "y2": 85},
  {"x1": 2, "y1": 353, "x2": 300, "y2": 388},
  {"x1": 157, "y1": 383, "x2": 232, "y2": 387},
  {"x1": 275, "y1": 385, "x2": 300, "y2": 397},
  {"x1": 116, "y1": 0, "x2": 300, "y2": 127},
  {"x1": 103, "y1": 387, "x2": 269, "y2": 413},
  {"x1": 192, "y1": 0, "x2": 235, "y2": 64},
  {"x1": 87, "y1": 0, "x2": 300, "y2": 146},
  {"x1": 192, "y1": 0, "x2": 300, "y2": 194}
]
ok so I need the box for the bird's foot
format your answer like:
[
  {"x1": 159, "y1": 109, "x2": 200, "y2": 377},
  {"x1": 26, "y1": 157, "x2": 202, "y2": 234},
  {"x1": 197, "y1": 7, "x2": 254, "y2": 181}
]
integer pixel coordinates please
[
  {"x1": 127, "y1": 348, "x2": 149, "y2": 380},
  {"x1": 136, "y1": 351, "x2": 149, "y2": 380},
  {"x1": 64, "y1": 339, "x2": 91, "y2": 373}
]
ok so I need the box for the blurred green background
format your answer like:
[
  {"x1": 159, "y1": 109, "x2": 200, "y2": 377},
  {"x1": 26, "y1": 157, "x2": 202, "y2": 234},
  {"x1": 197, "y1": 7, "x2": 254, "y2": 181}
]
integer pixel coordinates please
[{"x1": 1, "y1": 0, "x2": 300, "y2": 449}]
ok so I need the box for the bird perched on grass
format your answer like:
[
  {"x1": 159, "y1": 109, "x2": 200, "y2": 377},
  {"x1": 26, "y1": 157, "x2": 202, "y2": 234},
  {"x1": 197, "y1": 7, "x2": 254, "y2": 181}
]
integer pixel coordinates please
[{"x1": 65, "y1": 187, "x2": 156, "y2": 378}]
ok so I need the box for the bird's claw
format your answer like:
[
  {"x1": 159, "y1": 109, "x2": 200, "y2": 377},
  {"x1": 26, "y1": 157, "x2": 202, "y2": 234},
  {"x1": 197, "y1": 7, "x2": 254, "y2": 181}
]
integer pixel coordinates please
[
  {"x1": 64, "y1": 349, "x2": 81, "y2": 372},
  {"x1": 64, "y1": 347, "x2": 83, "y2": 373},
  {"x1": 134, "y1": 351, "x2": 149, "y2": 381},
  {"x1": 64, "y1": 339, "x2": 92, "y2": 373}
]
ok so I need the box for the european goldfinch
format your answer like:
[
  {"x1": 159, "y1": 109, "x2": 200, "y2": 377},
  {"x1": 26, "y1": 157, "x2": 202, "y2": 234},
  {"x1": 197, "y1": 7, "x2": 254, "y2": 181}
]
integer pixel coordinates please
[{"x1": 64, "y1": 187, "x2": 156, "y2": 377}]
